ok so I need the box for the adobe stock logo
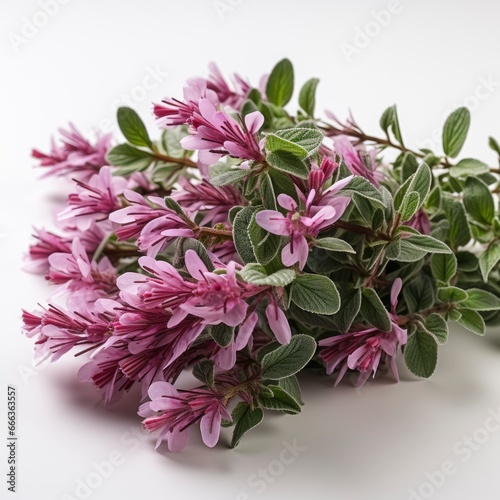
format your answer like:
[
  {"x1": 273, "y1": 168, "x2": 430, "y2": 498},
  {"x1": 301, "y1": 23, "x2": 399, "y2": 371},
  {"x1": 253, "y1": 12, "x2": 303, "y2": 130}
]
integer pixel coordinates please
[
  {"x1": 340, "y1": 0, "x2": 404, "y2": 64},
  {"x1": 407, "y1": 405, "x2": 500, "y2": 500},
  {"x1": 235, "y1": 439, "x2": 306, "y2": 499},
  {"x1": 7, "y1": 0, "x2": 72, "y2": 53}
]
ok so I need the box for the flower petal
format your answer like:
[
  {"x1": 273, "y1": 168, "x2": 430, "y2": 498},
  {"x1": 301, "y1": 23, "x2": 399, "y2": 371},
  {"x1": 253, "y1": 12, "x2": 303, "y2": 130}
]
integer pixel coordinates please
[
  {"x1": 255, "y1": 210, "x2": 289, "y2": 236},
  {"x1": 277, "y1": 193, "x2": 298, "y2": 212},
  {"x1": 265, "y1": 304, "x2": 291, "y2": 344},
  {"x1": 244, "y1": 111, "x2": 264, "y2": 135},
  {"x1": 184, "y1": 249, "x2": 208, "y2": 280},
  {"x1": 200, "y1": 409, "x2": 222, "y2": 448}
]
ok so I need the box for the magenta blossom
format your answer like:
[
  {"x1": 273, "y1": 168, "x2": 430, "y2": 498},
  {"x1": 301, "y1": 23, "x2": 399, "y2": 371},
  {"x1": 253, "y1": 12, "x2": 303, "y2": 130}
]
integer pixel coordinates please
[
  {"x1": 319, "y1": 278, "x2": 407, "y2": 386},
  {"x1": 32, "y1": 124, "x2": 112, "y2": 180},
  {"x1": 256, "y1": 185, "x2": 351, "y2": 270},
  {"x1": 334, "y1": 136, "x2": 382, "y2": 187},
  {"x1": 109, "y1": 190, "x2": 195, "y2": 257},
  {"x1": 206, "y1": 62, "x2": 250, "y2": 110},
  {"x1": 180, "y1": 98, "x2": 265, "y2": 167},
  {"x1": 48, "y1": 238, "x2": 117, "y2": 303},
  {"x1": 23, "y1": 228, "x2": 72, "y2": 274},
  {"x1": 139, "y1": 381, "x2": 231, "y2": 451},
  {"x1": 407, "y1": 208, "x2": 431, "y2": 235},
  {"x1": 58, "y1": 166, "x2": 127, "y2": 230},
  {"x1": 153, "y1": 77, "x2": 219, "y2": 128},
  {"x1": 21, "y1": 300, "x2": 112, "y2": 361},
  {"x1": 171, "y1": 177, "x2": 245, "y2": 225},
  {"x1": 163, "y1": 250, "x2": 249, "y2": 328}
]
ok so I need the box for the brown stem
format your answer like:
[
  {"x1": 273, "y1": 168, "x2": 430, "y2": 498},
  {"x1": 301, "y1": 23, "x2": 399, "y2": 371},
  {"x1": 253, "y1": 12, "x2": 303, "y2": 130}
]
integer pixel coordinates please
[
  {"x1": 153, "y1": 152, "x2": 197, "y2": 168},
  {"x1": 397, "y1": 303, "x2": 454, "y2": 327},
  {"x1": 321, "y1": 123, "x2": 500, "y2": 174},
  {"x1": 198, "y1": 227, "x2": 233, "y2": 238}
]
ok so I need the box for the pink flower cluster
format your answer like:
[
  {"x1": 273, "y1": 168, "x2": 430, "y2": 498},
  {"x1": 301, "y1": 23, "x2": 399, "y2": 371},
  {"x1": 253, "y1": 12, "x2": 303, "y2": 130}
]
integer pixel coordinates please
[{"x1": 23, "y1": 62, "x2": 414, "y2": 451}]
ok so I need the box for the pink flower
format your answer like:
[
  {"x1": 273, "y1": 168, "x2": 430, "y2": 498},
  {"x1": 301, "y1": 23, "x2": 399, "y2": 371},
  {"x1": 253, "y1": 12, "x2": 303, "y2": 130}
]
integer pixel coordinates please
[
  {"x1": 171, "y1": 177, "x2": 245, "y2": 225},
  {"x1": 117, "y1": 250, "x2": 250, "y2": 328},
  {"x1": 308, "y1": 157, "x2": 339, "y2": 193},
  {"x1": 117, "y1": 256, "x2": 195, "y2": 311},
  {"x1": 32, "y1": 124, "x2": 112, "y2": 180},
  {"x1": 153, "y1": 78, "x2": 219, "y2": 127},
  {"x1": 23, "y1": 228, "x2": 72, "y2": 274},
  {"x1": 139, "y1": 381, "x2": 231, "y2": 451},
  {"x1": 407, "y1": 208, "x2": 431, "y2": 235},
  {"x1": 180, "y1": 99, "x2": 265, "y2": 167},
  {"x1": 48, "y1": 238, "x2": 117, "y2": 299},
  {"x1": 255, "y1": 188, "x2": 349, "y2": 270},
  {"x1": 334, "y1": 136, "x2": 382, "y2": 186},
  {"x1": 319, "y1": 278, "x2": 407, "y2": 386},
  {"x1": 109, "y1": 190, "x2": 195, "y2": 257},
  {"x1": 58, "y1": 167, "x2": 127, "y2": 230},
  {"x1": 77, "y1": 299, "x2": 206, "y2": 404},
  {"x1": 171, "y1": 250, "x2": 251, "y2": 328},
  {"x1": 21, "y1": 300, "x2": 113, "y2": 361},
  {"x1": 206, "y1": 62, "x2": 250, "y2": 110}
]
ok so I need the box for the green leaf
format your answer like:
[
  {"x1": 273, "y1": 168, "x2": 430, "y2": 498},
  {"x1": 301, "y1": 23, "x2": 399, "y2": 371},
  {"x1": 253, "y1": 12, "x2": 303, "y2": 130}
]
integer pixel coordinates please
[
  {"x1": 208, "y1": 323, "x2": 234, "y2": 347},
  {"x1": 232, "y1": 206, "x2": 257, "y2": 264},
  {"x1": 266, "y1": 133, "x2": 309, "y2": 159},
  {"x1": 431, "y1": 253, "x2": 457, "y2": 285},
  {"x1": 403, "y1": 274, "x2": 435, "y2": 314},
  {"x1": 267, "y1": 168, "x2": 298, "y2": 200},
  {"x1": 259, "y1": 385, "x2": 302, "y2": 414},
  {"x1": 239, "y1": 263, "x2": 295, "y2": 287},
  {"x1": 314, "y1": 237, "x2": 355, "y2": 253},
  {"x1": 192, "y1": 359, "x2": 215, "y2": 387},
  {"x1": 117, "y1": 107, "x2": 153, "y2": 149},
  {"x1": 479, "y1": 243, "x2": 500, "y2": 281},
  {"x1": 456, "y1": 308, "x2": 485, "y2": 335},
  {"x1": 425, "y1": 314, "x2": 448, "y2": 345},
  {"x1": 404, "y1": 331, "x2": 438, "y2": 378},
  {"x1": 267, "y1": 150, "x2": 309, "y2": 179},
  {"x1": 360, "y1": 287, "x2": 392, "y2": 332},
  {"x1": 398, "y1": 191, "x2": 420, "y2": 222},
  {"x1": 261, "y1": 334, "x2": 317, "y2": 379},
  {"x1": 266, "y1": 58, "x2": 294, "y2": 107},
  {"x1": 341, "y1": 176, "x2": 385, "y2": 208},
  {"x1": 450, "y1": 158, "x2": 489, "y2": 178},
  {"x1": 380, "y1": 105, "x2": 404, "y2": 146},
  {"x1": 463, "y1": 177, "x2": 494, "y2": 226},
  {"x1": 400, "y1": 153, "x2": 419, "y2": 182},
  {"x1": 164, "y1": 196, "x2": 187, "y2": 218},
  {"x1": 403, "y1": 234, "x2": 452, "y2": 254},
  {"x1": 106, "y1": 143, "x2": 153, "y2": 173},
  {"x1": 442, "y1": 197, "x2": 471, "y2": 249},
  {"x1": 277, "y1": 375, "x2": 303, "y2": 405},
  {"x1": 291, "y1": 274, "x2": 340, "y2": 314},
  {"x1": 488, "y1": 136, "x2": 500, "y2": 156},
  {"x1": 442, "y1": 107, "x2": 470, "y2": 158},
  {"x1": 331, "y1": 286, "x2": 362, "y2": 333},
  {"x1": 210, "y1": 168, "x2": 249, "y2": 187},
  {"x1": 437, "y1": 286, "x2": 468, "y2": 304},
  {"x1": 409, "y1": 162, "x2": 432, "y2": 206},
  {"x1": 299, "y1": 78, "x2": 319, "y2": 117},
  {"x1": 460, "y1": 289, "x2": 500, "y2": 311},
  {"x1": 259, "y1": 171, "x2": 277, "y2": 210},
  {"x1": 161, "y1": 127, "x2": 187, "y2": 157},
  {"x1": 273, "y1": 128, "x2": 323, "y2": 156},
  {"x1": 230, "y1": 403, "x2": 264, "y2": 448},
  {"x1": 397, "y1": 239, "x2": 428, "y2": 262}
]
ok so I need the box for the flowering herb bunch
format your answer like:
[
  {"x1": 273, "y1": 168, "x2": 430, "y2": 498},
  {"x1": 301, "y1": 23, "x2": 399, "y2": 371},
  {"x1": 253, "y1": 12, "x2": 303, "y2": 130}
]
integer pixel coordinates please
[{"x1": 23, "y1": 59, "x2": 500, "y2": 452}]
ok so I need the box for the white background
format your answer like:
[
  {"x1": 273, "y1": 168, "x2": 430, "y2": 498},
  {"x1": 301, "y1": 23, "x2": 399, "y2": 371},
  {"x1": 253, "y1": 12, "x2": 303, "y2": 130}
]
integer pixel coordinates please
[{"x1": 2, "y1": 1, "x2": 500, "y2": 499}]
